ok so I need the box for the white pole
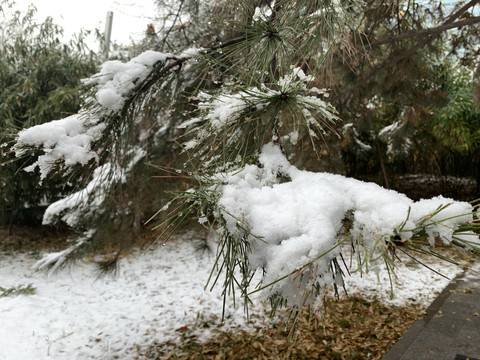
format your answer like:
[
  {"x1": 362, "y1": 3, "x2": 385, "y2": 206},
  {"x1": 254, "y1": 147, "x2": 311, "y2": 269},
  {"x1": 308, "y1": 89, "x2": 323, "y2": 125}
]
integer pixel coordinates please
[{"x1": 104, "y1": 11, "x2": 114, "y2": 59}]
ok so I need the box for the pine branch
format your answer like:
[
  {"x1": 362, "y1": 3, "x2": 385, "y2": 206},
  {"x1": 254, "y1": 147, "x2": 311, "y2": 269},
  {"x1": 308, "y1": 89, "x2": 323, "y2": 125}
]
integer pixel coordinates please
[
  {"x1": 119, "y1": 37, "x2": 248, "y2": 118},
  {"x1": 119, "y1": 56, "x2": 187, "y2": 117}
]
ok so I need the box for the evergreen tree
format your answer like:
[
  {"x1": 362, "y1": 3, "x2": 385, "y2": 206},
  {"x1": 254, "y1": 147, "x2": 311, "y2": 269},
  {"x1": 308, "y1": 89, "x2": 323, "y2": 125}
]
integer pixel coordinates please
[{"x1": 10, "y1": 0, "x2": 480, "y2": 321}]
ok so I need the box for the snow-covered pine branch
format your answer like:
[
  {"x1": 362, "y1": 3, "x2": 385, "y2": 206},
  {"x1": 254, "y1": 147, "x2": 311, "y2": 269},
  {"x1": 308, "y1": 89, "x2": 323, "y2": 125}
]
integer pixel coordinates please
[
  {"x1": 13, "y1": 49, "x2": 199, "y2": 176},
  {"x1": 14, "y1": 114, "x2": 105, "y2": 180},
  {"x1": 171, "y1": 143, "x2": 479, "y2": 313},
  {"x1": 42, "y1": 147, "x2": 146, "y2": 228},
  {"x1": 10, "y1": 48, "x2": 203, "y2": 226},
  {"x1": 180, "y1": 67, "x2": 339, "y2": 169}
]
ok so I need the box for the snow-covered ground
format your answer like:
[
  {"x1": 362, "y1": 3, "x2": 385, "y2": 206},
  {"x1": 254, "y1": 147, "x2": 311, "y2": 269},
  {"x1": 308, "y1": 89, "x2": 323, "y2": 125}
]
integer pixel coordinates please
[{"x1": 0, "y1": 231, "x2": 471, "y2": 360}]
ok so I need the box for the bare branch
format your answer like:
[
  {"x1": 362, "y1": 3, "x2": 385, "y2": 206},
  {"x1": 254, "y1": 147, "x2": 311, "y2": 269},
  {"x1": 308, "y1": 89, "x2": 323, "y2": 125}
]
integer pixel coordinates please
[
  {"x1": 161, "y1": 0, "x2": 186, "y2": 52},
  {"x1": 368, "y1": 16, "x2": 480, "y2": 49}
]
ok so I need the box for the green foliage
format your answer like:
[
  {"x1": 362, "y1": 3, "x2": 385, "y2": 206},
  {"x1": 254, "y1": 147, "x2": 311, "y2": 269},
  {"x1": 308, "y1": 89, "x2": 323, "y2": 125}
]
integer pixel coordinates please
[
  {"x1": 184, "y1": 67, "x2": 339, "y2": 169},
  {"x1": 0, "y1": 283, "x2": 36, "y2": 297},
  {"x1": 432, "y1": 68, "x2": 480, "y2": 153},
  {"x1": 0, "y1": 1, "x2": 98, "y2": 226},
  {"x1": 320, "y1": 0, "x2": 480, "y2": 188},
  {"x1": 0, "y1": 2, "x2": 97, "y2": 129},
  {"x1": 340, "y1": 53, "x2": 480, "y2": 190}
]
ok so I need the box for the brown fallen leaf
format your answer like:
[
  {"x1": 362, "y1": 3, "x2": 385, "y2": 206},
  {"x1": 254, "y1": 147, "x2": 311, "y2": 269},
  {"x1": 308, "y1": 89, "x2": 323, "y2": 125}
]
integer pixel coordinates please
[{"x1": 138, "y1": 295, "x2": 424, "y2": 360}]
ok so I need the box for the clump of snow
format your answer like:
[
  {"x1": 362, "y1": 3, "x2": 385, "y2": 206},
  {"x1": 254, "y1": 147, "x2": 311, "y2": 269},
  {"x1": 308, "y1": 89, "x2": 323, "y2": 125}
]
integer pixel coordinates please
[
  {"x1": 15, "y1": 115, "x2": 105, "y2": 180},
  {"x1": 211, "y1": 143, "x2": 478, "y2": 305},
  {"x1": 287, "y1": 130, "x2": 299, "y2": 145},
  {"x1": 179, "y1": 47, "x2": 205, "y2": 58},
  {"x1": 253, "y1": 6, "x2": 273, "y2": 21},
  {"x1": 198, "y1": 92, "x2": 252, "y2": 129},
  {"x1": 277, "y1": 67, "x2": 314, "y2": 88},
  {"x1": 85, "y1": 50, "x2": 172, "y2": 113}
]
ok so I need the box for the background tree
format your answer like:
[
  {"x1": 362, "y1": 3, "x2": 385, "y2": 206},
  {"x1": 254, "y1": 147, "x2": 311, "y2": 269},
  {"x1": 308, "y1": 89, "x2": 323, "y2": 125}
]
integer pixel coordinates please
[
  {"x1": 329, "y1": 0, "x2": 480, "y2": 194},
  {"x1": 0, "y1": 1, "x2": 98, "y2": 233}
]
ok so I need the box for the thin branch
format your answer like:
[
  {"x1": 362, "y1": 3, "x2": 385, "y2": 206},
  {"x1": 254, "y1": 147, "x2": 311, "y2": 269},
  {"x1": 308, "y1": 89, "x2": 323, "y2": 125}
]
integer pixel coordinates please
[
  {"x1": 121, "y1": 57, "x2": 187, "y2": 114},
  {"x1": 161, "y1": 0, "x2": 186, "y2": 52},
  {"x1": 368, "y1": 16, "x2": 480, "y2": 49},
  {"x1": 444, "y1": 0, "x2": 480, "y2": 24},
  {"x1": 396, "y1": 247, "x2": 450, "y2": 280}
]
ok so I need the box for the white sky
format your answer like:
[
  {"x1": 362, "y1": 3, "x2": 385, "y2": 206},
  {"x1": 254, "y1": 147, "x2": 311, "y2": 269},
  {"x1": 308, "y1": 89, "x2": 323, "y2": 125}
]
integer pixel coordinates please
[{"x1": 12, "y1": 0, "x2": 158, "y2": 50}]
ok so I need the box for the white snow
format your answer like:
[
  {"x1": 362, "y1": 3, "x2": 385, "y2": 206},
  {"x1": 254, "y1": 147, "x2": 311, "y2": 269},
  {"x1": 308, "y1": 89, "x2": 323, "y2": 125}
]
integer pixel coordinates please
[
  {"x1": 253, "y1": 6, "x2": 273, "y2": 22},
  {"x1": 85, "y1": 51, "x2": 172, "y2": 113},
  {"x1": 0, "y1": 234, "x2": 267, "y2": 360},
  {"x1": 338, "y1": 245, "x2": 468, "y2": 306},
  {"x1": 179, "y1": 47, "x2": 205, "y2": 58},
  {"x1": 15, "y1": 115, "x2": 105, "y2": 180},
  {"x1": 211, "y1": 143, "x2": 478, "y2": 305},
  {"x1": 199, "y1": 92, "x2": 250, "y2": 129},
  {"x1": 0, "y1": 231, "x2": 476, "y2": 359}
]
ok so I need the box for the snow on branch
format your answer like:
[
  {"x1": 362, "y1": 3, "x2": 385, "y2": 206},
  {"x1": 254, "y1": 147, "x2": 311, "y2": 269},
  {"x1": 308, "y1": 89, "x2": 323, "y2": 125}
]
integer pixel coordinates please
[
  {"x1": 12, "y1": 49, "x2": 201, "y2": 180},
  {"x1": 84, "y1": 50, "x2": 173, "y2": 114},
  {"x1": 177, "y1": 143, "x2": 479, "y2": 310},
  {"x1": 181, "y1": 67, "x2": 339, "y2": 164},
  {"x1": 14, "y1": 115, "x2": 105, "y2": 179},
  {"x1": 33, "y1": 232, "x2": 94, "y2": 272},
  {"x1": 42, "y1": 147, "x2": 146, "y2": 228}
]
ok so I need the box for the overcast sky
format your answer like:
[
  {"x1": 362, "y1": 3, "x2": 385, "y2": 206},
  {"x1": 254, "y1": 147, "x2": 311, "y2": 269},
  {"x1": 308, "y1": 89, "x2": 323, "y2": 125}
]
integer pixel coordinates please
[{"x1": 12, "y1": 0, "x2": 158, "y2": 50}]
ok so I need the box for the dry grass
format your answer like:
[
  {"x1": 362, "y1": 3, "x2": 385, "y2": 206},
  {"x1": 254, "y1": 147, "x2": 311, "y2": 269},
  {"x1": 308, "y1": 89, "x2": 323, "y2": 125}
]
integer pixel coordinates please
[{"x1": 138, "y1": 296, "x2": 424, "y2": 360}]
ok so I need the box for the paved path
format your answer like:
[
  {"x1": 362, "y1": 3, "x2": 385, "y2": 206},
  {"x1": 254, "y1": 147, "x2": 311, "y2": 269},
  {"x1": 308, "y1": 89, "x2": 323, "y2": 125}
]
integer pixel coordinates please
[{"x1": 383, "y1": 268, "x2": 480, "y2": 360}]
